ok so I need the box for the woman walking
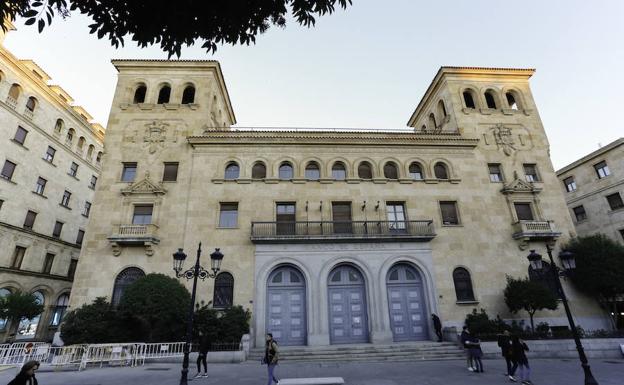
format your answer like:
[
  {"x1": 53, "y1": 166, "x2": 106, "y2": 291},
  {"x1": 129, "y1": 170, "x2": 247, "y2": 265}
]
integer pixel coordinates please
[
  {"x1": 264, "y1": 333, "x2": 279, "y2": 385},
  {"x1": 510, "y1": 335, "x2": 531, "y2": 384},
  {"x1": 8, "y1": 360, "x2": 39, "y2": 385},
  {"x1": 468, "y1": 332, "x2": 484, "y2": 373}
]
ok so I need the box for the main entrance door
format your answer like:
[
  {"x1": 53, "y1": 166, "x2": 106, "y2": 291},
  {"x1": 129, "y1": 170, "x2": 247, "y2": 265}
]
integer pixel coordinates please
[
  {"x1": 267, "y1": 266, "x2": 307, "y2": 346},
  {"x1": 386, "y1": 263, "x2": 428, "y2": 341},
  {"x1": 328, "y1": 265, "x2": 369, "y2": 344}
]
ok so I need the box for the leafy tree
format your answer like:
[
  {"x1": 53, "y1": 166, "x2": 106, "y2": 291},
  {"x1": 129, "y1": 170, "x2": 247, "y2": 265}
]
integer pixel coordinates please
[
  {"x1": 565, "y1": 234, "x2": 624, "y2": 329},
  {"x1": 0, "y1": 291, "x2": 44, "y2": 336},
  {"x1": 194, "y1": 305, "x2": 250, "y2": 346},
  {"x1": 0, "y1": 0, "x2": 353, "y2": 57},
  {"x1": 118, "y1": 273, "x2": 191, "y2": 342},
  {"x1": 504, "y1": 275, "x2": 558, "y2": 332}
]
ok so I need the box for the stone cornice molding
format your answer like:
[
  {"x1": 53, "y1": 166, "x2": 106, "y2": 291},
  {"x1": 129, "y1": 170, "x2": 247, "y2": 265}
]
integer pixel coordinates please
[{"x1": 500, "y1": 178, "x2": 542, "y2": 195}]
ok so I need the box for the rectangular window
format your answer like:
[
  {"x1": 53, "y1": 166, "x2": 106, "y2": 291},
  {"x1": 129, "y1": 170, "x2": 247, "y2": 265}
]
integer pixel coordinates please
[
  {"x1": 52, "y1": 221, "x2": 64, "y2": 238},
  {"x1": 82, "y1": 201, "x2": 91, "y2": 217},
  {"x1": 594, "y1": 161, "x2": 610, "y2": 179},
  {"x1": 606, "y1": 192, "x2": 624, "y2": 211},
  {"x1": 563, "y1": 176, "x2": 577, "y2": 192},
  {"x1": 11, "y1": 246, "x2": 26, "y2": 269},
  {"x1": 162, "y1": 162, "x2": 179, "y2": 182},
  {"x1": 42, "y1": 253, "x2": 55, "y2": 274},
  {"x1": 488, "y1": 163, "x2": 503, "y2": 182},
  {"x1": 514, "y1": 203, "x2": 534, "y2": 221},
  {"x1": 276, "y1": 203, "x2": 296, "y2": 235},
  {"x1": 13, "y1": 126, "x2": 28, "y2": 145},
  {"x1": 219, "y1": 203, "x2": 239, "y2": 228},
  {"x1": 132, "y1": 205, "x2": 153, "y2": 225},
  {"x1": 440, "y1": 201, "x2": 460, "y2": 225},
  {"x1": 23, "y1": 210, "x2": 37, "y2": 230},
  {"x1": 332, "y1": 202, "x2": 352, "y2": 233},
  {"x1": 60, "y1": 190, "x2": 71, "y2": 207},
  {"x1": 34, "y1": 177, "x2": 47, "y2": 195},
  {"x1": 523, "y1": 164, "x2": 540, "y2": 182},
  {"x1": 1, "y1": 160, "x2": 16, "y2": 181},
  {"x1": 67, "y1": 259, "x2": 78, "y2": 279},
  {"x1": 76, "y1": 229, "x2": 85, "y2": 245},
  {"x1": 89, "y1": 175, "x2": 97, "y2": 189},
  {"x1": 121, "y1": 162, "x2": 137, "y2": 182},
  {"x1": 572, "y1": 205, "x2": 587, "y2": 222},
  {"x1": 44, "y1": 146, "x2": 56, "y2": 162},
  {"x1": 69, "y1": 162, "x2": 79, "y2": 177},
  {"x1": 386, "y1": 202, "x2": 407, "y2": 233}
]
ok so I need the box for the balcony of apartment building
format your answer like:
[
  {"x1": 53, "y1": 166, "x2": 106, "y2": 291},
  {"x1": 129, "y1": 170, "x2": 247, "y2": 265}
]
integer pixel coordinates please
[
  {"x1": 107, "y1": 222, "x2": 160, "y2": 256},
  {"x1": 250, "y1": 219, "x2": 436, "y2": 243}
]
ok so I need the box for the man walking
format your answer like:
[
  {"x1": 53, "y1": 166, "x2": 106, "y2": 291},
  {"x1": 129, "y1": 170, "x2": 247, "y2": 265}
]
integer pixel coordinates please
[
  {"x1": 460, "y1": 325, "x2": 475, "y2": 371},
  {"x1": 497, "y1": 330, "x2": 513, "y2": 379},
  {"x1": 431, "y1": 314, "x2": 443, "y2": 342}
]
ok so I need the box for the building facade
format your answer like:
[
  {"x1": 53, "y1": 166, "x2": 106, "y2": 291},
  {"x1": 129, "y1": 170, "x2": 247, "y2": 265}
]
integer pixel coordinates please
[
  {"x1": 71, "y1": 60, "x2": 609, "y2": 348},
  {"x1": 556, "y1": 138, "x2": 624, "y2": 244},
  {"x1": 0, "y1": 20, "x2": 104, "y2": 341}
]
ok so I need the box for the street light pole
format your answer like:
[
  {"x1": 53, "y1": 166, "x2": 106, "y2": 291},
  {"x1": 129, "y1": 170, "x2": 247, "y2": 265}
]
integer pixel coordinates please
[{"x1": 544, "y1": 244, "x2": 599, "y2": 385}]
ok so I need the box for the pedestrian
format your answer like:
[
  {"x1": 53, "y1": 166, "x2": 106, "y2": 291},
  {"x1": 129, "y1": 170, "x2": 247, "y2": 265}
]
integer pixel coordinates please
[
  {"x1": 468, "y1": 332, "x2": 484, "y2": 373},
  {"x1": 8, "y1": 360, "x2": 39, "y2": 385},
  {"x1": 497, "y1": 330, "x2": 513, "y2": 378},
  {"x1": 264, "y1": 333, "x2": 279, "y2": 385},
  {"x1": 509, "y1": 335, "x2": 531, "y2": 384},
  {"x1": 194, "y1": 331, "x2": 209, "y2": 379},
  {"x1": 431, "y1": 314, "x2": 443, "y2": 342},
  {"x1": 460, "y1": 326, "x2": 475, "y2": 371}
]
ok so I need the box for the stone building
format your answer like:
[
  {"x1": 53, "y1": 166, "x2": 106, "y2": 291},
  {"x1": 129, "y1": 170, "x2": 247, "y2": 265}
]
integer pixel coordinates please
[
  {"x1": 0, "y1": 20, "x2": 104, "y2": 341},
  {"x1": 71, "y1": 60, "x2": 609, "y2": 349},
  {"x1": 556, "y1": 138, "x2": 624, "y2": 244}
]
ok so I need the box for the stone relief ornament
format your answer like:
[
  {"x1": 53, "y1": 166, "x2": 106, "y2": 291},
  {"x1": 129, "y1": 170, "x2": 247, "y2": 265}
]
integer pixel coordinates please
[
  {"x1": 144, "y1": 120, "x2": 169, "y2": 154},
  {"x1": 492, "y1": 124, "x2": 516, "y2": 156}
]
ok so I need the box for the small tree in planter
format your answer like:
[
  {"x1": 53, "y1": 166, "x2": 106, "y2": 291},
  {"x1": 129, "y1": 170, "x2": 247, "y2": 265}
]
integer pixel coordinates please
[
  {"x1": 0, "y1": 291, "x2": 44, "y2": 340},
  {"x1": 504, "y1": 276, "x2": 558, "y2": 332}
]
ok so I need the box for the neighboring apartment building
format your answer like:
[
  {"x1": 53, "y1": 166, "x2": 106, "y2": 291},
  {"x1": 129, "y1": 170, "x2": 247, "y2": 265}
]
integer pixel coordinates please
[
  {"x1": 70, "y1": 60, "x2": 608, "y2": 350},
  {"x1": 556, "y1": 138, "x2": 624, "y2": 244},
  {"x1": 0, "y1": 20, "x2": 104, "y2": 341}
]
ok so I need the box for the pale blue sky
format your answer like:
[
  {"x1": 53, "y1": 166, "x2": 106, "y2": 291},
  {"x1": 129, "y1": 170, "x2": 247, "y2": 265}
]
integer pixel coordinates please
[{"x1": 4, "y1": 0, "x2": 623, "y2": 169}]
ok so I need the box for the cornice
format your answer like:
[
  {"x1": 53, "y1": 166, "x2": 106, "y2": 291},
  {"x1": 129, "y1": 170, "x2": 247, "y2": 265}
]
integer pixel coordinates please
[
  {"x1": 556, "y1": 137, "x2": 624, "y2": 176},
  {"x1": 0, "y1": 221, "x2": 82, "y2": 249}
]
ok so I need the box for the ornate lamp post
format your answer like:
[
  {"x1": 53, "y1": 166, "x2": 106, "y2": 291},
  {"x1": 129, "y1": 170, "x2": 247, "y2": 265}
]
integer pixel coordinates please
[
  {"x1": 526, "y1": 246, "x2": 599, "y2": 385},
  {"x1": 173, "y1": 243, "x2": 224, "y2": 385}
]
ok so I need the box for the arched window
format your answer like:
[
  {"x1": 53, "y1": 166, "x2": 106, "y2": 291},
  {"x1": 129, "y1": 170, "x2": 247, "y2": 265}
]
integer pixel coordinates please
[
  {"x1": 224, "y1": 162, "x2": 240, "y2": 180},
  {"x1": 111, "y1": 267, "x2": 145, "y2": 306},
  {"x1": 528, "y1": 263, "x2": 560, "y2": 298},
  {"x1": 50, "y1": 293, "x2": 70, "y2": 326},
  {"x1": 305, "y1": 162, "x2": 320, "y2": 180},
  {"x1": 26, "y1": 97, "x2": 37, "y2": 112},
  {"x1": 16, "y1": 291, "x2": 44, "y2": 339},
  {"x1": 252, "y1": 162, "x2": 266, "y2": 179},
  {"x1": 213, "y1": 272, "x2": 234, "y2": 308},
  {"x1": 66, "y1": 128, "x2": 75, "y2": 144},
  {"x1": 8, "y1": 83, "x2": 20, "y2": 101},
  {"x1": 54, "y1": 119, "x2": 64, "y2": 135},
  {"x1": 77, "y1": 136, "x2": 86, "y2": 151},
  {"x1": 506, "y1": 91, "x2": 519, "y2": 110},
  {"x1": 279, "y1": 162, "x2": 293, "y2": 180},
  {"x1": 428, "y1": 113, "x2": 437, "y2": 130},
  {"x1": 437, "y1": 100, "x2": 447, "y2": 117},
  {"x1": 87, "y1": 144, "x2": 95, "y2": 160},
  {"x1": 484, "y1": 90, "x2": 497, "y2": 109},
  {"x1": 453, "y1": 267, "x2": 475, "y2": 301},
  {"x1": 358, "y1": 162, "x2": 373, "y2": 179},
  {"x1": 133, "y1": 84, "x2": 147, "y2": 104},
  {"x1": 96, "y1": 151, "x2": 103, "y2": 165},
  {"x1": 332, "y1": 162, "x2": 346, "y2": 180},
  {"x1": 383, "y1": 162, "x2": 398, "y2": 179},
  {"x1": 409, "y1": 162, "x2": 423, "y2": 180},
  {"x1": 181, "y1": 85, "x2": 195, "y2": 104},
  {"x1": 434, "y1": 162, "x2": 449, "y2": 179},
  {"x1": 157, "y1": 85, "x2": 171, "y2": 104},
  {"x1": 463, "y1": 90, "x2": 476, "y2": 109},
  {"x1": 0, "y1": 288, "x2": 11, "y2": 330}
]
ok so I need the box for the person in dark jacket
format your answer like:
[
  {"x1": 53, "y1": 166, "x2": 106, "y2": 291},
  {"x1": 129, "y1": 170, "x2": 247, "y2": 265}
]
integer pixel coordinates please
[
  {"x1": 497, "y1": 330, "x2": 513, "y2": 378},
  {"x1": 460, "y1": 326, "x2": 475, "y2": 371},
  {"x1": 8, "y1": 360, "x2": 39, "y2": 385},
  {"x1": 467, "y1": 332, "x2": 484, "y2": 373},
  {"x1": 195, "y1": 332, "x2": 209, "y2": 379},
  {"x1": 510, "y1": 335, "x2": 531, "y2": 384},
  {"x1": 431, "y1": 314, "x2": 443, "y2": 342},
  {"x1": 264, "y1": 333, "x2": 279, "y2": 385}
]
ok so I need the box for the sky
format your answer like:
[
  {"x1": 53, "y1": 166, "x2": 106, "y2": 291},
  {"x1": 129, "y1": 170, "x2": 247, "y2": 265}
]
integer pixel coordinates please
[{"x1": 3, "y1": 0, "x2": 623, "y2": 169}]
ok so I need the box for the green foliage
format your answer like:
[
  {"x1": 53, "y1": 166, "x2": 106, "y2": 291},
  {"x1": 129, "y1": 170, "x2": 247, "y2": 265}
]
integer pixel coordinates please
[
  {"x1": 60, "y1": 297, "x2": 135, "y2": 345},
  {"x1": 504, "y1": 275, "x2": 558, "y2": 331},
  {"x1": 193, "y1": 305, "x2": 250, "y2": 345},
  {"x1": 464, "y1": 308, "x2": 503, "y2": 335},
  {"x1": 118, "y1": 273, "x2": 191, "y2": 342},
  {"x1": 565, "y1": 235, "x2": 624, "y2": 328},
  {"x1": 1, "y1": 0, "x2": 353, "y2": 57},
  {"x1": 0, "y1": 291, "x2": 44, "y2": 322},
  {"x1": 535, "y1": 322, "x2": 550, "y2": 338}
]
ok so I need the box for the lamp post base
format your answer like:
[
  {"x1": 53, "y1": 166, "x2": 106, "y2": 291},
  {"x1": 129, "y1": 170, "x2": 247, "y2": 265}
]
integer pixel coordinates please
[
  {"x1": 179, "y1": 349, "x2": 190, "y2": 385},
  {"x1": 582, "y1": 363, "x2": 599, "y2": 385}
]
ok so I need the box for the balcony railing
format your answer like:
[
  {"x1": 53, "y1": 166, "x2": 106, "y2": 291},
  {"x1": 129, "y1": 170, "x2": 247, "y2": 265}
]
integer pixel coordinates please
[
  {"x1": 23, "y1": 108, "x2": 33, "y2": 120},
  {"x1": 512, "y1": 220, "x2": 561, "y2": 240},
  {"x1": 5, "y1": 96, "x2": 17, "y2": 109},
  {"x1": 108, "y1": 224, "x2": 160, "y2": 245},
  {"x1": 251, "y1": 220, "x2": 435, "y2": 243}
]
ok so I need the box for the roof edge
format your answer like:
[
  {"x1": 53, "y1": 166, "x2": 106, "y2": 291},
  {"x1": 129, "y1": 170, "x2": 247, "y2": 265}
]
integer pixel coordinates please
[{"x1": 556, "y1": 137, "x2": 624, "y2": 175}]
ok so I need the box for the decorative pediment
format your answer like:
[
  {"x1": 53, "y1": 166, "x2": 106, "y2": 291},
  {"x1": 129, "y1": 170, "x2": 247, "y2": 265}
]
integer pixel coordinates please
[
  {"x1": 500, "y1": 178, "x2": 542, "y2": 195},
  {"x1": 121, "y1": 175, "x2": 167, "y2": 196}
]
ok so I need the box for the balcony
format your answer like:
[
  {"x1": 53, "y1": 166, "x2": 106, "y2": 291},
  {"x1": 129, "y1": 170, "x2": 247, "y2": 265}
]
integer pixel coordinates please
[
  {"x1": 107, "y1": 224, "x2": 160, "y2": 256},
  {"x1": 512, "y1": 220, "x2": 561, "y2": 249},
  {"x1": 23, "y1": 108, "x2": 33, "y2": 120},
  {"x1": 5, "y1": 96, "x2": 17, "y2": 109},
  {"x1": 251, "y1": 220, "x2": 436, "y2": 243}
]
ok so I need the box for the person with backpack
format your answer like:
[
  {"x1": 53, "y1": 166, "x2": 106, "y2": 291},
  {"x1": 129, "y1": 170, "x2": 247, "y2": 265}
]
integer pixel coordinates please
[
  {"x1": 460, "y1": 326, "x2": 475, "y2": 371},
  {"x1": 264, "y1": 333, "x2": 279, "y2": 385},
  {"x1": 510, "y1": 335, "x2": 531, "y2": 384},
  {"x1": 7, "y1": 360, "x2": 39, "y2": 385},
  {"x1": 194, "y1": 331, "x2": 209, "y2": 379},
  {"x1": 497, "y1": 330, "x2": 513, "y2": 379}
]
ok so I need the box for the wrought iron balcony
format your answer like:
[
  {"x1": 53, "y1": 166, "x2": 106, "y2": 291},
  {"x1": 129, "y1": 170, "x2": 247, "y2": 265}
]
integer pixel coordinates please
[
  {"x1": 251, "y1": 220, "x2": 435, "y2": 243},
  {"x1": 512, "y1": 220, "x2": 561, "y2": 249},
  {"x1": 107, "y1": 224, "x2": 160, "y2": 256}
]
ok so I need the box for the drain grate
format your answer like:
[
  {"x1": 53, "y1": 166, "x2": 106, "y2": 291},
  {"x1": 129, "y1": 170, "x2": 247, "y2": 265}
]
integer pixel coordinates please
[{"x1": 145, "y1": 367, "x2": 172, "y2": 371}]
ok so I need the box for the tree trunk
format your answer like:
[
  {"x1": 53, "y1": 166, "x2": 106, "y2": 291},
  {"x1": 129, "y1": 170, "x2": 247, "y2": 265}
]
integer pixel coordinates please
[{"x1": 529, "y1": 311, "x2": 535, "y2": 332}]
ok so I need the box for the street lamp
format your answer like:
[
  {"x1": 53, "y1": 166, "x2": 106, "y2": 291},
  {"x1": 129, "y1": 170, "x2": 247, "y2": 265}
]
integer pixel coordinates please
[
  {"x1": 173, "y1": 243, "x2": 224, "y2": 385},
  {"x1": 526, "y1": 246, "x2": 599, "y2": 385}
]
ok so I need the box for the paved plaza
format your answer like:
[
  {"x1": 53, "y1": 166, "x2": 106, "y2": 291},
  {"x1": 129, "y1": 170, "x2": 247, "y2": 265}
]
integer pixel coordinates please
[{"x1": 0, "y1": 358, "x2": 622, "y2": 385}]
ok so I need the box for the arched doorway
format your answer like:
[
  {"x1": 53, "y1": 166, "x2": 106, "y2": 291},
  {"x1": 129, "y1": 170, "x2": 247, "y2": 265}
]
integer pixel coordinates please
[
  {"x1": 266, "y1": 266, "x2": 306, "y2": 346},
  {"x1": 386, "y1": 263, "x2": 428, "y2": 341},
  {"x1": 328, "y1": 265, "x2": 369, "y2": 344}
]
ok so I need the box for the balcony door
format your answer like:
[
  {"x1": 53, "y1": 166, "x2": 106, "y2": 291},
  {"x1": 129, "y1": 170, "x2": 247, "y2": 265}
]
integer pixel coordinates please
[
  {"x1": 386, "y1": 202, "x2": 407, "y2": 233},
  {"x1": 332, "y1": 202, "x2": 352, "y2": 234},
  {"x1": 276, "y1": 203, "x2": 296, "y2": 235}
]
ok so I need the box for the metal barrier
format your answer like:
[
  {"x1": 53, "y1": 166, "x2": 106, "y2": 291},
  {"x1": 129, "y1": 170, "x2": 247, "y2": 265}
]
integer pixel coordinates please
[
  {"x1": 79, "y1": 343, "x2": 142, "y2": 371},
  {"x1": 133, "y1": 342, "x2": 185, "y2": 366},
  {"x1": 0, "y1": 342, "x2": 49, "y2": 366}
]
